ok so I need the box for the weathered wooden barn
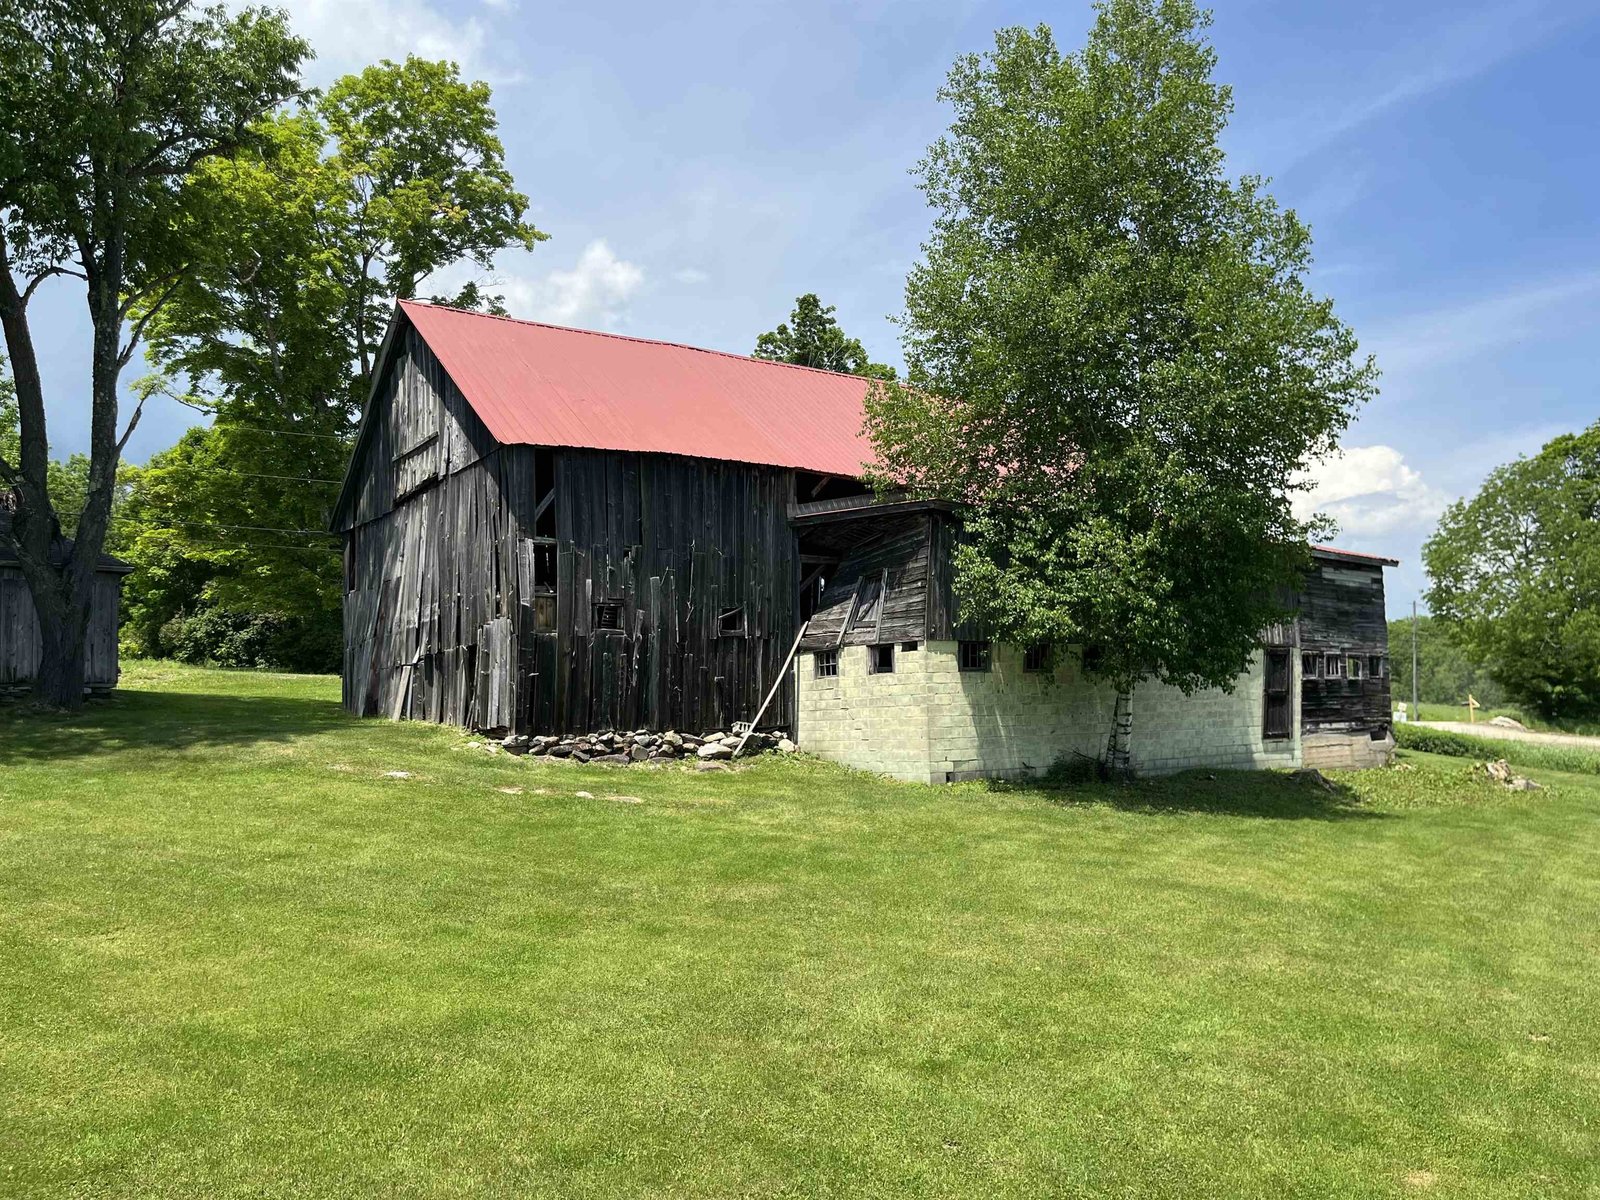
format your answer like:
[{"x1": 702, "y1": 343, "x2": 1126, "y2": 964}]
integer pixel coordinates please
[
  {"x1": 0, "y1": 509, "x2": 130, "y2": 695},
  {"x1": 335, "y1": 301, "x2": 1396, "y2": 778}
]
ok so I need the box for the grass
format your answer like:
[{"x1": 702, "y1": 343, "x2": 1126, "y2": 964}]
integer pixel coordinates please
[
  {"x1": 3, "y1": 663, "x2": 1600, "y2": 1198},
  {"x1": 1396, "y1": 723, "x2": 1600, "y2": 776}
]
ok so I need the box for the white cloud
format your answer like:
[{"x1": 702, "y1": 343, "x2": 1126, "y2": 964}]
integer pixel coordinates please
[
  {"x1": 1294, "y1": 445, "x2": 1450, "y2": 539},
  {"x1": 423, "y1": 241, "x2": 647, "y2": 330},
  {"x1": 260, "y1": 0, "x2": 511, "y2": 84},
  {"x1": 672, "y1": 268, "x2": 711, "y2": 286},
  {"x1": 505, "y1": 241, "x2": 645, "y2": 328}
]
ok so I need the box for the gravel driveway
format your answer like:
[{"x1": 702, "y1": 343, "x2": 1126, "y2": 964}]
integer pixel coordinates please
[{"x1": 1412, "y1": 721, "x2": 1600, "y2": 750}]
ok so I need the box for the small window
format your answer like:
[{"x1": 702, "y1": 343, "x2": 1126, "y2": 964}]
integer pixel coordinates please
[
  {"x1": 718, "y1": 606, "x2": 745, "y2": 637},
  {"x1": 533, "y1": 447, "x2": 557, "y2": 538},
  {"x1": 901, "y1": 641, "x2": 919, "y2": 653},
  {"x1": 534, "y1": 595, "x2": 556, "y2": 632},
  {"x1": 532, "y1": 540, "x2": 556, "y2": 592},
  {"x1": 1347, "y1": 656, "x2": 1364, "y2": 680},
  {"x1": 958, "y1": 640, "x2": 991, "y2": 672},
  {"x1": 1324, "y1": 653, "x2": 1343, "y2": 679},
  {"x1": 1301, "y1": 651, "x2": 1319, "y2": 678},
  {"x1": 343, "y1": 538, "x2": 356, "y2": 593},
  {"x1": 815, "y1": 649, "x2": 839, "y2": 678},
  {"x1": 868, "y1": 644, "x2": 894, "y2": 675},
  {"x1": 1369, "y1": 655, "x2": 1384, "y2": 679},
  {"x1": 1024, "y1": 644, "x2": 1050, "y2": 673},
  {"x1": 594, "y1": 601, "x2": 623, "y2": 632}
]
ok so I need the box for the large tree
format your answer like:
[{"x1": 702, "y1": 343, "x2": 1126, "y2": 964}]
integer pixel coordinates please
[
  {"x1": 122, "y1": 56, "x2": 543, "y2": 668},
  {"x1": 0, "y1": 0, "x2": 306, "y2": 705},
  {"x1": 865, "y1": 2, "x2": 1375, "y2": 767},
  {"x1": 1424, "y1": 421, "x2": 1600, "y2": 720},
  {"x1": 753, "y1": 293, "x2": 896, "y2": 379}
]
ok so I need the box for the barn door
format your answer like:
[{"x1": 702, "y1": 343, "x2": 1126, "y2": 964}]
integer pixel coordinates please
[{"x1": 1263, "y1": 648, "x2": 1293, "y2": 740}]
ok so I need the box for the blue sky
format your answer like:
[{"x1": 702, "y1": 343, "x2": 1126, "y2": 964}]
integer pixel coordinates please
[{"x1": 26, "y1": 0, "x2": 1600, "y2": 614}]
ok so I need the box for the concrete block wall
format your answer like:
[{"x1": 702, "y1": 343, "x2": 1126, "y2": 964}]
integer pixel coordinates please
[
  {"x1": 796, "y1": 642, "x2": 935, "y2": 781},
  {"x1": 1303, "y1": 730, "x2": 1395, "y2": 770},
  {"x1": 797, "y1": 641, "x2": 1302, "y2": 783}
]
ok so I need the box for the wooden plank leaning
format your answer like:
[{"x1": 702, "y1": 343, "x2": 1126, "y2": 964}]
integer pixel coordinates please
[{"x1": 733, "y1": 620, "x2": 808, "y2": 759}]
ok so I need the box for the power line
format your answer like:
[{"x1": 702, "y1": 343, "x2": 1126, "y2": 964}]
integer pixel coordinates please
[
  {"x1": 212, "y1": 424, "x2": 351, "y2": 441},
  {"x1": 133, "y1": 468, "x2": 343, "y2": 484},
  {"x1": 138, "y1": 518, "x2": 338, "y2": 536}
]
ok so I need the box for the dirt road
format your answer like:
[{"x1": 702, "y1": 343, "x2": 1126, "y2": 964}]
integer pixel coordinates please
[{"x1": 1413, "y1": 721, "x2": 1600, "y2": 750}]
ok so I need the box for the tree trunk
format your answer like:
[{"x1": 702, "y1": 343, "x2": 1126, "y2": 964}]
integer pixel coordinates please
[
  {"x1": 30, "y1": 573, "x2": 90, "y2": 706},
  {"x1": 0, "y1": 234, "x2": 122, "y2": 711},
  {"x1": 1105, "y1": 687, "x2": 1133, "y2": 778}
]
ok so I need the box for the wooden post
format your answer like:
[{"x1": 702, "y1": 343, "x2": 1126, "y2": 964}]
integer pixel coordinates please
[{"x1": 734, "y1": 620, "x2": 808, "y2": 759}]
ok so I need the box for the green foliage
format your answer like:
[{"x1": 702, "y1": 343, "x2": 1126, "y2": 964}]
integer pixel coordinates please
[
  {"x1": 1424, "y1": 421, "x2": 1600, "y2": 720},
  {"x1": 1387, "y1": 615, "x2": 1505, "y2": 709},
  {"x1": 116, "y1": 427, "x2": 340, "y2": 667},
  {"x1": 153, "y1": 606, "x2": 339, "y2": 672},
  {"x1": 866, "y1": 3, "x2": 1375, "y2": 695},
  {"x1": 1394, "y1": 723, "x2": 1600, "y2": 776},
  {"x1": 0, "y1": 0, "x2": 307, "y2": 704},
  {"x1": 0, "y1": 353, "x2": 15, "y2": 467},
  {"x1": 753, "y1": 294, "x2": 896, "y2": 379},
  {"x1": 124, "y1": 56, "x2": 541, "y2": 668}
]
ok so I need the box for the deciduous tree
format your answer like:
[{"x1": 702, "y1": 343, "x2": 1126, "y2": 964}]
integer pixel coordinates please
[
  {"x1": 124, "y1": 56, "x2": 543, "y2": 669},
  {"x1": 0, "y1": 0, "x2": 306, "y2": 705},
  {"x1": 754, "y1": 294, "x2": 896, "y2": 379},
  {"x1": 865, "y1": 2, "x2": 1376, "y2": 767},
  {"x1": 1424, "y1": 421, "x2": 1600, "y2": 720}
]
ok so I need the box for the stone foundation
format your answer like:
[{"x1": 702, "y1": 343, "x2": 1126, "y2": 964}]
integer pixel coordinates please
[{"x1": 1301, "y1": 730, "x2": 1395, "y2": 771}]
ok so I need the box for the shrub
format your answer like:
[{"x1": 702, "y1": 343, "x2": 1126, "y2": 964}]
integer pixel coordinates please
[
  {"x1": 1395, "y1": 723, "x2": 1600, "y2": 776},
  {"x1": 155, "y1": 608, "x2": 340, "y2": 673}
]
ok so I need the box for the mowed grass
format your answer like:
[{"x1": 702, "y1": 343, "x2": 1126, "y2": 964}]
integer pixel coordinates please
[{"x1": 3, "y1": 665, "x2": 1600, "y2": 1198}]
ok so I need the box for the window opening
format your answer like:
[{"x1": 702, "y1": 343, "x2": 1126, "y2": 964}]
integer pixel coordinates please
[
  {"x1": 959, "y1": 641, "x2": 992, "y2": 672},
  {"x1": 1263, "y1": 648, "x2": 1293, "y2": 739},
  {"x1": 533, "y1": 447, "x2": 557, "y2": 539},
  {"x1": 869, "y1": 644, "x2": 895, "y2": 675},
  {"x1": 815, "y1": 649, "x2": 839, "y2": 678}
]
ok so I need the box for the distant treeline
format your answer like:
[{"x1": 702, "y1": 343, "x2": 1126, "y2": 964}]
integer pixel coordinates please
[{"x1": 1387, "y1": 615, "x2": 1505, "y2": 710}]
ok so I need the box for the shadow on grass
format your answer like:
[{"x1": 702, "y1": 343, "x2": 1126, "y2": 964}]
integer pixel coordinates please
[
  {"x1": 0, "y1": 687, "x2": 353, "y2": 764},
  {"x1": 988, "y1": 767, "x2": 1388, "y2": 821}
]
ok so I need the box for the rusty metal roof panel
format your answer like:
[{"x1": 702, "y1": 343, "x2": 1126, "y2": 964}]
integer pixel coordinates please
[{"x1": 398, "y1": 300, "x2": 879, "y2": 477}]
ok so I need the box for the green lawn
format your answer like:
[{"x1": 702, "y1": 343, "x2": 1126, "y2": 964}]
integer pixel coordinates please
[{"x1": 4, "y1": 664, "x2": 1599, "y2": 1198}]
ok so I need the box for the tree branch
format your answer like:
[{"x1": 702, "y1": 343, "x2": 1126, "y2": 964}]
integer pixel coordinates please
[{"x1": 118, "y1": 271, "x2": 189, "y2": 365}]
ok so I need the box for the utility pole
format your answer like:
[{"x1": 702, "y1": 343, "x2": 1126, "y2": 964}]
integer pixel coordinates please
[{"x1": 1411, "y1": 599, "x2": 1419, "y2": 716}]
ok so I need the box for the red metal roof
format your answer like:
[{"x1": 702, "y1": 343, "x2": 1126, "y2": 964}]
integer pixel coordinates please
[
  {"x1": 398, "y1": 300, "x2": 878, "y2": 477},
  {"x1": 1311, "y1": 544, "x2": 1400, "y2": 567}
]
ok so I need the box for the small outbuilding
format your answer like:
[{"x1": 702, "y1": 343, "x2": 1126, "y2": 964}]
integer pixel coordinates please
[{"x1": 0, "y1": 509, "x2": 131, "y2": 695}]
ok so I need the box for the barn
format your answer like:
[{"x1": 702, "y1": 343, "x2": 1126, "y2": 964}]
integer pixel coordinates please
[
  {"x1": 0, "y1": 507, "x2": 130, "y2": 695},
  {"x1": 334, "y1": 301, "x2": 1396, "y2": 779}
]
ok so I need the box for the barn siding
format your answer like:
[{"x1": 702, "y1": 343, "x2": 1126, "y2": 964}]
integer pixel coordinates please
[
  {"x1": 1298, "y1": 558, "x2": 1391, "y2": 734},
  {"x1": 340, "y1": 338, "x2": 801, "y2": 734},
  {"x1": 0, "y1": 567, "x2": 122, "y2": 690}
]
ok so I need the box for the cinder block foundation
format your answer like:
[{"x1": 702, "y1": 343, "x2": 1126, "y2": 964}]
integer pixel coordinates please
[{"x1": 797, "y1": 642, "x2": 1302, "y2": 783}]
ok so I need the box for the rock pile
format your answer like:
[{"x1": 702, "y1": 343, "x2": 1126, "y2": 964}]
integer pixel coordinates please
[
  {"x1": 469, "y1": 728, "x2": 797, "y2": 766},
  {"x1": 1484, "y1": 758, "x2": 1543, "y2": 791}
]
